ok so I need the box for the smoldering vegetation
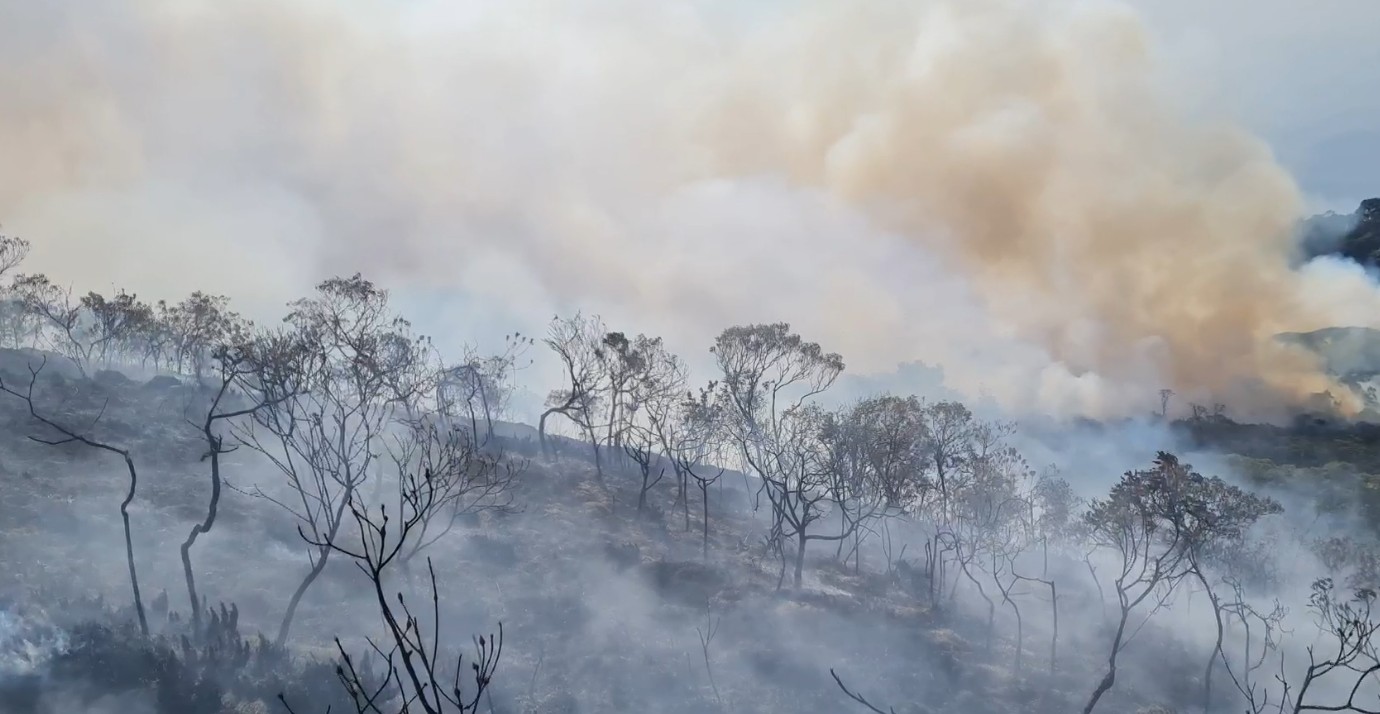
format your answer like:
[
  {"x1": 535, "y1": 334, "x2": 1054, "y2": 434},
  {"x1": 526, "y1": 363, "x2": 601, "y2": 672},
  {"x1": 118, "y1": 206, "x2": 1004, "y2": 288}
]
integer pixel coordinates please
[
  {"x1": 6, "y1": 0, "x2": 1380, "y2": 712},
  {"x1": 3, "y1": 232, "x2": 1380, "y2": 714}
]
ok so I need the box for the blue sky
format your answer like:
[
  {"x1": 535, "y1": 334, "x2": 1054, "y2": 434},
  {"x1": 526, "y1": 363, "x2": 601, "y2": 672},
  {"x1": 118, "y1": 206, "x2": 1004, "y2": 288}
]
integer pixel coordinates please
[{"x1": 1125, "y1": 0, "x2": 1380, "y2": 211}]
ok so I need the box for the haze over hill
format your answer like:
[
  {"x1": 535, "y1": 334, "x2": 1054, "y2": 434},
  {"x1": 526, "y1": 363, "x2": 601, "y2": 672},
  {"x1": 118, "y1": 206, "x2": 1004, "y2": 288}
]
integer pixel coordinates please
[
  {"x1": 1301, "y1": 198, "x2": 1380, "y2": 269},
  {"x1": 9, "y1": 2, "x2": 1380, "y2": 714}
]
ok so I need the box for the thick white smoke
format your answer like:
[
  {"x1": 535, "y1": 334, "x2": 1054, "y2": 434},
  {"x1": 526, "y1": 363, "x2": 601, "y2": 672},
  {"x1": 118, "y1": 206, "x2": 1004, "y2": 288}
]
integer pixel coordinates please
[{"x1": 2, "y1": 0, "x2": 1379, "y2": 420}]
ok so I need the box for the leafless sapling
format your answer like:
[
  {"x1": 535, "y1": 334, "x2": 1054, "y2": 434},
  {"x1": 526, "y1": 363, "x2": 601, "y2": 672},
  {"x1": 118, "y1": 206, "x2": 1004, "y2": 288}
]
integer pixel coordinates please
[
  {"x1": 178, "y1": 331, "x2": 311, "y2": 633},
  {"x1": 0, "y1": 235, "x2": 36, "y2": 349},
  {"x1": 820, "y1": 397, "x2": 917, "y2": 573},
  {"x1": 830, "y1": 669, "x2": 898, "y2": 714},
  {"x1": 907, "y1": 402, "x2": 989, "y2": 606},
  {"x1": 598, "y1": 331, "x2": 642, "y2": 461},
  {"x1": 920, "y1": 400, "x2": 981, "y2": 522},
  {"x1": 758, "y1": 403, "x2": 839, "y2": 588},
  {"x1": 437, "y1": 333, "x2": 532, "y2": 443},
  {"x1": 538, "y1": 313, "x2": 609, "y2": 474},
  {"x1": 233, "y1": 274, "x2": 431, "y2": 645},
  {"x1": 1014, "y1": 468, "x2": 1080, "y2": 675},
  {"x1": 385, "y1": 417, "x2": 520, "y2": 569},
  {"x1": 77, "y1": 290, "x2": 151, "y2": 368},
  {"x1": 612, "y1": 342, "x2": 687, "y2": 515},
  {"x1": 0, "y1": 357, "x2": 150, "y2": 634},
  {"x1": 136, "y1": 299, "x2": 181, "y2": 372},
  {"x1": 942, "y1": 481, "x2": 1018, "y2": 651},
  {"x1": 1189, "y1": 498, "x2": 1284, "y2": 712},
  {"x1": 696, "y1": 599, "x2": 724, "y2": 707},
  {"x1": 162, "y1": 291, "x2": 249, "y2": 384},
  {"x1": 284, "y1": 451, "x2": 504, "y2": 714},
  {"x1": 0, "y1": 232, "x2": 30, "y2": 281},
  {"x1": 600, "y1": 331, "x2": 683, "y2": 468},
  {"x1": 664, "y1": 383, "x2": 727, "y2": 558},
  {"x1": 1159, "y1": 388, "x2": 1175, "y2": 418},
  {"x1": 0, "y1": 292, "x2": 41, "y2": 350},
  {"x1": 1273, "y1": 578, "x2": 1380, "y2": 714},
  {"x1": 1215, "y1": 576, "x2": 1288, "y2": 714},
  {"x1": 712, "y1": 323, "x2": 845, "y2": 588},
  {"x1": 623, "y1": 439, "x2": 666, "y2": 516},
  {"x1": 10, "y1": 274, "x2": 98, "y2": 376}
]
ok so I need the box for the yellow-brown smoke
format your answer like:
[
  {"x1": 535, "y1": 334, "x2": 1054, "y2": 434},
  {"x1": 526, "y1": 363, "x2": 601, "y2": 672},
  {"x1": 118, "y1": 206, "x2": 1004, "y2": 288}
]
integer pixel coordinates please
[
  {"x1": 1, "y1": 0, "x2": 1377, "y2": 419},
  {"x1": 685, "y1": 0, "x2": 1378, "y2": 415}
]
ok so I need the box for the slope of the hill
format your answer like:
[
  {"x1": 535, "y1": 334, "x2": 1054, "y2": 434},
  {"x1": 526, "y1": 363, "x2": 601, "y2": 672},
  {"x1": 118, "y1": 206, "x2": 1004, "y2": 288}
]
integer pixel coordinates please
[
  {"x1": 1277, "y1": 202, "x2": 1380, "y2": 417},
  {"x1": 0, "y1": 358, "x2": 1207, "y2": 714},
  {"x1": 1277, "y1": 326, "x2": 1380, "y2": 378},
  {"x1": 1299, "y1": 197, "x2": 1380, "y2": 267},
  {"x1": 1275, "y1": 326, "x2": 1380, "y2": 417}
]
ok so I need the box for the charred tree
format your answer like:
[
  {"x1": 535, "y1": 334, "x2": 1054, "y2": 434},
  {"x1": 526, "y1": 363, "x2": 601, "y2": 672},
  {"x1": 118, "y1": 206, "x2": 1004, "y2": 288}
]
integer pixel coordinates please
[{"x1": 0, "y1": 357, "x2": 150, "y2": 635}]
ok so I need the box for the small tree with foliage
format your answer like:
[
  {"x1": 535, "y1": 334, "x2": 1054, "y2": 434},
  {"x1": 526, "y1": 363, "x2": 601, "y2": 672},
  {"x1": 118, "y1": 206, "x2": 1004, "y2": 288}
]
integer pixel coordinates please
[{"x1": 1080, "y1": 452, "x2": 1281, "y2": 714}]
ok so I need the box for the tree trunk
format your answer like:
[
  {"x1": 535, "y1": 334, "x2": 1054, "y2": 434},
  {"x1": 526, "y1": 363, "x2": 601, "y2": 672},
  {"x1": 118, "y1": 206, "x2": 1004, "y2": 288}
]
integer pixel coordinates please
[
  {"x1": 681, "y1": 470, "x2": 690, "y2": 533},
  {"x1": 1083, "y1": 607, "x2": 1131, "y2": 714},
  {"x1": 701, "y1": 482, "x2": 711, "y2": 560},
  {"x1": 478, "y1": 380, "x2": 494, "y2": 442},
  {"x1": 925, "y1": 539, "x2": 937, "y2": 605},
  {"x1": 835, "y1": 512, "x2": 847, "y2": 561},
  {"x1": 1010, "y1": 596, "x2": 1024, "y2": 672},
  {"x1": 276, "y1": 545, "x2": 331, "y2": 646},
  {"x1": 1194, "y1": 569, "x2": 1224, "y2": 713},
  {"x1": 275, "y1": 477, "x2": 353, "y2": 647},
  {"x1": 1086, "y1": 559, "x2": 1107, "y2": 621},
  {"x1": 1048, "y1": 580, "x2": 1059, "y2": 674},
  {"x1": 120, "y1": 463, "x2": 149, "y2": 636},
  {"x1": 853, "y1": 530, "x2": 861, "y2": 575},
  {"x1": 586, "y1": 425, "x2": 603, "y2": 479},
  {"x1": 1083, "y1": 669, "x2": 1116, "y2": 714},
  {"x1": 959, "y1": 561, "x2": 995, "y2": 652},
  {"x1": 935, "y1": 456, "x2": 949, "y2": 520},
  {"x1": 794, "y1": 535, "x2": 807, "y2": 588},
  {"x1": 538, "y1": 409, "x2": 555, "y2": 458},
  {"x1": 606, "y1": 395, "x2": 618, "y2": 455},
  {"x1": 180, "y1": 442, "x2": 223, "y2": 633}
]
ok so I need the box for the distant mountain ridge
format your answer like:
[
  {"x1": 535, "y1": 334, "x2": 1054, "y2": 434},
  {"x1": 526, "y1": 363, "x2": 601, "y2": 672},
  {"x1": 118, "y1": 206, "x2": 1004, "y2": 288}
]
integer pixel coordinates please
[
  {"x1": 1274, "y1": 327, "x2": 1380, "y2": 421},
  {"x1": 1282, "y1": 201, "x2": 1380, "y2": 416},
  {"x1": 1277, "y1": 326, "x2": 1380, "y2": 378},
  {"x1": 1299, "y1": 197, "x2": 1380, "y2": 268}
]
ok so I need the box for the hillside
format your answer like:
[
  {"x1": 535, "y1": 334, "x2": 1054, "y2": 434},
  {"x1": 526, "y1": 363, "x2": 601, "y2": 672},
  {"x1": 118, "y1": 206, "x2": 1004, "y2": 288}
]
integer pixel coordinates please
[
  {"x1": 1275, "y1": 326, "x2": 1380, "y2": 417},
  {"x1": 1275, "y1": 199, "x2": 1380, "y2": 413},
  {"x1": 0, "y1": 358, "x2": 1249, "y2": 714},
  {"x1": 3, "y1": 330, "x2": 1380, "y2": 714},
  {"x1": 1299, "y1": 197, "x2": 1380, "y2": 268}
]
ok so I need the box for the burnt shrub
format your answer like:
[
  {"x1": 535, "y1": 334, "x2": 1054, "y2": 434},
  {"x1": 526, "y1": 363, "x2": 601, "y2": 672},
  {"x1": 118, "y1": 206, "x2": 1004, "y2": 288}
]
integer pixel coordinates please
[{"x1": 0, "y1": 600, "x2": 350, "y2": 714}]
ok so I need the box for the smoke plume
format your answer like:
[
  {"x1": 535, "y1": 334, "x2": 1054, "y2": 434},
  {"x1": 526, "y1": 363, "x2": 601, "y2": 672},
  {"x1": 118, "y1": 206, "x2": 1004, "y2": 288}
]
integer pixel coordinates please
[{"x1": 2, "y1": 0, "x2": 1378, "y2": 419}]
